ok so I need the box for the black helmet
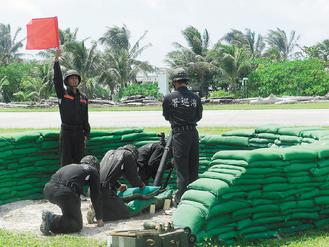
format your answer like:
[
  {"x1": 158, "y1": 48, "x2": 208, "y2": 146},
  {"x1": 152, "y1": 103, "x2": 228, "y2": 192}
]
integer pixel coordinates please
[
  {"x1": 64, "y1": 70, "x2": 81, "y2": 85},
  {"x1": 122, "y1": 144, "x2": 138, "y2": 160},
  {"x1": 171, "y1": 68, "x2": 188, "y2": 83},
  {"x1": 80, "y1": 155, "x2": 100, "y2": 172}
]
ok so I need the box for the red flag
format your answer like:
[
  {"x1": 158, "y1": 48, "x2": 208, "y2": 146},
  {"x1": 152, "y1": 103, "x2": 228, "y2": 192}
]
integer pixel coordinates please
[{"x1": 26, "y1": 16, "x2": 59, "y2": 50}]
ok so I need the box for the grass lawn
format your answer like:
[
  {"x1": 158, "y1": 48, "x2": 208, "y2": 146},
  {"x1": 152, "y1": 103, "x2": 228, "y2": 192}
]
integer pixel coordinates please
[
  {"x1": 1, "y1": 102, "x2": 329, "y2": 112},
  {"x1": 2, "y1": 228, "x2": 329, "y2": 247}
]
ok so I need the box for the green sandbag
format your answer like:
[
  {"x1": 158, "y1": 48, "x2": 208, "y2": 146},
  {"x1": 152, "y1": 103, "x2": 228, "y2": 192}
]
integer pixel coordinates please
[
  {"x1": 229, "y1": 184, "x2": 261, "y2": 192},
  {"x1": 3, "y1": 131, "x2": 41, "y2": 143},
  {"x1": 318, "y1": 159, "x2": 329, "y2": 168},
  {"x1": 209, "y1": 200, "x2": 250, "y2": 217},
  {"x1": 262, "y1": 183, "x2": 292, "y2": 191},
  {"x1": 300, "y1": 130, "x2": 329, "y2": 140},
  {"x1": 41, "y1": 141, "x2": 58, "y2": 149},
  {"x1": 284, "y1": 162, "x2": 316, "y2": 172},
  {"x1": 252, "y1": 212, "x2": 281, "y2": 220},
  {"x1": 252, "y1": 204, "x2": 280, "y2": 213},
  {"x1": 89, "y1": 130, "x2": 114, "y2": 137},
  {"x1": 222, "y1": 129, "x2": 255, "y2": 137},
  {"x1": 239, "y1": 226, "x2": 269, "y2": 235},
  {"x1": 285, "y1": 212, "x2": 319, "y2": 220},
  {"x1": 278, "y1": 135, "x2": 301, "y2": 143},
  {"x1": 132, "y1": 140, "x2": 158, "y2": 147},
  {"x1": 202, "y1": 168, "x2": 243, "y2": 177},
  {"x1": 255, "y1": 125, "x2": 282, "y2": 134},
  {"x1": 249, "y1": 138, "x2": 273, "y2": 144},
  {"x1": 201, "y1": 224, "x2": 235, "y2": 239},
  {"x1": 117, "y1": 186, "x2": 161, "y2": 201},
  {"x1": 256, "y1": 133, "x2": 278, "y2": 140},
  {"x1": 19, "y1": 156, "x2": 43, "y2": 164},
  {"x1": 12, "y1": 147, "x2": 40, "y2": 155},
  {"x1": 207, "y1": 215, "x2": 234, "y2": 230},
  {"x1": 311, "y1": 166, "x2": 329, "y2": 176},
  {"x1": 187, "y1": 178, "x2": 229, "y2": 197},
  {"x1": 315, "y1": 218, "x2": 329, "y2": 228},
  {"x1": 173, "y1": 201, "x2": 208, "y2": 234},
  {"x1": 89, "y1": 135, "x2": 122, "y2": 142},
  {"x1": 127, "y1": 198, "x2": 156, "y2": 216},
  {"x1": 314, "y1": 196, "x2": 329, "y2": 205},
  {"x1": 0, "y1": 150, "x2": 13, "y2": 159},
  {"x1": 247, "y1": 167, "x2": 279, "y2": 175},
  {"x1": 111, "y1": 128, "x2": 144, "y2": 136},
  {"x1": 212, "y1": 149, "x2": 282, "y2": 163},
  {"x1": 210, "y1": 159, "x2": 248, "y2": 167},
  {"x1": 198, "y1": 172, "x2": 238, "y2": 184},
  {"x1": 278, "y1": 126, "x2": 323, "y2": 136},
  {"x1": 201, "y1": 135, "x2": 249, "y2": 146},
  {"x1": 209, "y1": 164, "x2": 246, "y2": 173},
  {"x1": 243, "y1": 231, "x2": 278, "y2": 240},
  {"x1": 282, "y1": 146, "x2": 318, "y2": 161},
  {"x1": 181, "y1": 189, "x2": 217, "y2": 208},
  {"x1": 121, "y1": 132, "x2": 157, "y2": 141},
  {"x1": 221, "y1": 191, "x2": 247, "y2": 200},
  {"x1": 252, "y1": 216, "x2": 284, "y2": 225},
  {"x1": 302, "y1": 138, "x2": 316, "y2": 143},
  {"x1": 249, "y1": 160, "x2": 289, "y2": 168}
]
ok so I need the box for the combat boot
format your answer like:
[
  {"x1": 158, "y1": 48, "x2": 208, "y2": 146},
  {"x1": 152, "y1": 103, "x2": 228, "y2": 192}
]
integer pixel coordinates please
[{"x1": 40, "y1": 210, "x2": 55, "y2": 235}]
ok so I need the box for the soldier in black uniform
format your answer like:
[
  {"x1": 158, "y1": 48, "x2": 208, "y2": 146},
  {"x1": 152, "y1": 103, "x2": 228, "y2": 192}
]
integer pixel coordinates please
[
  {"x1": 54, "y1": 49, "x2": 90, "y2": 166},
  {"x1": 137, "y1": 140, "x2": 172, "y2": 185},
  {"x1": 40, "y1": 155, "x2": 104, "y2": 235},
  {"x1": 162, "y1": 68, "x2": 203, "y2": 205},
  {"x1": 97, "y1": 145, "x2": 145, "y2": 221}
]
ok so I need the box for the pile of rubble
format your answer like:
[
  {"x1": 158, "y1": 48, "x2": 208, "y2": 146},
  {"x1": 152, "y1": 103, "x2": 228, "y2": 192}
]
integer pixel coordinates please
[{"x1": 206, "y1": 94, "x2": 329, "y2": 104}]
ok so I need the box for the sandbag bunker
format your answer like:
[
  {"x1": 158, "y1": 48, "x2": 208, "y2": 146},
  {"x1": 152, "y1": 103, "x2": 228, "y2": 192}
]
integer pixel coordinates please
[
  {"x1": 0, "y1": 128, "x2": 162, "y2": 205},
  {"x1": 174, "y1": 126, "x2": 329, "y2": 244}
]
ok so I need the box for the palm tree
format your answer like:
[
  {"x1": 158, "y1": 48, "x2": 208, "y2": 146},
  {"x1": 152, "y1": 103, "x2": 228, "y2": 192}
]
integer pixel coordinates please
[
  {"x1": 222, "y1": 29, "x2": 265, "y2": 58},
  {"x1": 166, "y1": 26, "x2": 216, "y2": 96},
  {"x1": 0, "y1": 24, "x2": 24, "y2": 65},
  {"x1": 265, "y1": 28, "x2": 300, "y2": 60},
  {"x1": 60, "y1": 40, "x2": 101, "y2": 97},
  {"x1": 98, "y1": 25, "x2": 153, "y2": 92},
  {"x1": 208, "y1": 44, "x2": 252, "y2": 93},
  {"x1": 304, "y1": 39, "x2": 329, "y2": 62}
]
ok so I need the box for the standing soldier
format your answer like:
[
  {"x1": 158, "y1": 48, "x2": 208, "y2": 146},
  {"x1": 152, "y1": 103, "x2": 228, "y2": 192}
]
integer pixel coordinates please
[
  {"x1": 162, "y1": 68, "x2": 203, "y2": 205},
  {"x1": 54, "y1": 49, "x2": 90, "y2": 166}
]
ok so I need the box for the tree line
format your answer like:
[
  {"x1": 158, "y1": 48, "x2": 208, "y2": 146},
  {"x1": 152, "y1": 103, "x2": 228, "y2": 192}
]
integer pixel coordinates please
[{"x1": 1, "y1": 23, "x2": 329, "y2": 102}]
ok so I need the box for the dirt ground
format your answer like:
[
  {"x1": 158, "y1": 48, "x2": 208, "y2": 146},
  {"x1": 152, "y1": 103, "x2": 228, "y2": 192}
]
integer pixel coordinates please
[{"x1": 0, "y1": 199, "x2": 174, "y2": 242}]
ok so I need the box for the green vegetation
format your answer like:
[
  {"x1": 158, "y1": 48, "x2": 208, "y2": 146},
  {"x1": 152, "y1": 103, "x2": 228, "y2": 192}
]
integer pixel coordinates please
[
  {"x1": 117, "y1": 82, "x2": 162, "y2": 100},
  {"x1": 249, "y1": 59, "x2": 329, "y2": 96},
  {"x1": 0, "y1": 229, "x2": 105, "y2": 247},
  {"x1": 2, "y1": 23, "x2": 329, "y2": 103}
]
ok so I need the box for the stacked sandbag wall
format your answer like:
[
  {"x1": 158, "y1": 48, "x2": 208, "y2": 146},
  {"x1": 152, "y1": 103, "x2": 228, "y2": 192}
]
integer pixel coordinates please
[
  {"x1": 0, "y1": 128, "x2": 160, "y2": 206},
  {"x1": 174, "y1": 126, "x2": 329, "y2": 243}
]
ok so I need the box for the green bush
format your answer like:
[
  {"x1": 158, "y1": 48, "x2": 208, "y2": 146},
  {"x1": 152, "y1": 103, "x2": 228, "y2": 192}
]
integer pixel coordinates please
[
  {"x1": 117, "y1": 82, "x2": 161, "y2": 100},
  {"x1": 209, "y1": 90, "x2": 235, "y2": 98},
  {"x1": 248, "y1": 59, "x2": 329, "y2": 97}
]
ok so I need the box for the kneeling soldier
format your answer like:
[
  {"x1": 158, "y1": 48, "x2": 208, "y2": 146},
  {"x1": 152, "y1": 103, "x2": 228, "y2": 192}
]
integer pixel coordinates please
[{"x1": 40, "y1": 155, "x2": 104, "y2": 235}]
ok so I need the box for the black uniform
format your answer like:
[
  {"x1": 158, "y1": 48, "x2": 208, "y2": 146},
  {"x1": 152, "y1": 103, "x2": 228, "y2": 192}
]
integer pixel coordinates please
[
  {"x1": 43, "y1": 164, "x2": 102, "y2": 233},
  {"x1": 100, "y1": 148, "x2": 144, "y2": 221},
  {"x1": 162, "y1": 86, "x2": 203, "y2": 203},
  {"x1": 137, "y1": 142, "x2": 169, "y2": 184},
  {"x1": 53, "y1": 61, "x2": 90, "y2": 166}
]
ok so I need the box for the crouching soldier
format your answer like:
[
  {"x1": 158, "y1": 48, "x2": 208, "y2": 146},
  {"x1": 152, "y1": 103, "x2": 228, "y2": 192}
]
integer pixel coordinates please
[
  {"x1": 40, "y1": 155, "x2": 104, "y2": 235},
  {"x1": 88, "y1": 145, "x2": 145, "y2": 222},
  {"x1": 137, "y1": 140, "x2": 172, "y2": 185}
]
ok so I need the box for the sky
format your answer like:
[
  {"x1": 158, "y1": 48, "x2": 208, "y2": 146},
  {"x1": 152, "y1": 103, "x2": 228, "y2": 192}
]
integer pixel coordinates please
[{"x1": 1, "y1": 0, "x2": 329, "y2": 67}]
